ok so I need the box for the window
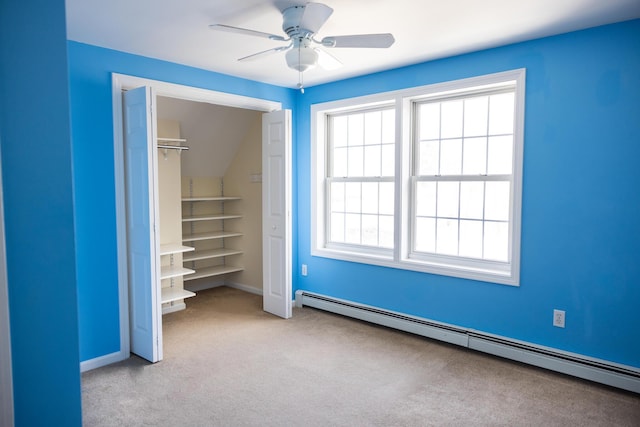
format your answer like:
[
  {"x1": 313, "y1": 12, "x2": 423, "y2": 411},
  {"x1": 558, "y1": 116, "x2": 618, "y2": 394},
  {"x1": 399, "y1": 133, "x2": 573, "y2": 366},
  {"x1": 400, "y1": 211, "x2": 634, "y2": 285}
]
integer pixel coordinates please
[
  {"x1": 326, "y1": 108, "x2": 395, "y2": 253},
  {"x1": 312, "y1": 69, "x2": 525, "y2": 285}
]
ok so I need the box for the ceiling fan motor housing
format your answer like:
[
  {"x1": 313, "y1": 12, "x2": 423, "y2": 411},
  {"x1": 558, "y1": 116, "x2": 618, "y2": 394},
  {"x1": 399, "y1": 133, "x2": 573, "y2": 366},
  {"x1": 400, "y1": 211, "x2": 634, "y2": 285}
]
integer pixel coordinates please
[{"x1": 282, "y1": 6, "x2": 312, "y2": 39}]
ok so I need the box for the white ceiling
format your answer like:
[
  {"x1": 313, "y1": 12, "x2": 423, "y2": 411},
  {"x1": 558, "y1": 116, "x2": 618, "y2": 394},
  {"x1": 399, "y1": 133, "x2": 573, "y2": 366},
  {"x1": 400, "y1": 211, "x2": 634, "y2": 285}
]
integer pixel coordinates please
[{"x1": 65, "y1": 0, "x2": 640, "y2": 89}]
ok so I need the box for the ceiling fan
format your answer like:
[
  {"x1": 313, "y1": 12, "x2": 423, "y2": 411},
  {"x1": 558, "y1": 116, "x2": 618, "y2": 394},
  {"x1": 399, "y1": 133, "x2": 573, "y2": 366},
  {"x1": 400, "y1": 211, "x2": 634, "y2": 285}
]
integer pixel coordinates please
[{"x1": 209, "y1": 2, "x2": 395, "y2": 90}]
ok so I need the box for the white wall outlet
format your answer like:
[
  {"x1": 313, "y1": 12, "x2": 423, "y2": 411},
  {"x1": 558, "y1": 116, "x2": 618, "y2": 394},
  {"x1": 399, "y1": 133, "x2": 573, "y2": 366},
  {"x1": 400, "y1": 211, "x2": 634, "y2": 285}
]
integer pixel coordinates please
[
  {"x1": 301, "y1": 264, "x2": 308, "y2": 276},
  {"x1": 553, "y1": 309, "x2": 565, "y2": 328}
]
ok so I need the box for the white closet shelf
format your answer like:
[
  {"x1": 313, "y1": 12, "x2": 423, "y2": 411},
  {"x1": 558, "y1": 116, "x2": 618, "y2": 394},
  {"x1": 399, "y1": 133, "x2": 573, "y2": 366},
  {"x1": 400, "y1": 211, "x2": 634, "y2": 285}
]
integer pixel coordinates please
[
  {"x1": 184, "y1": 265, "x2": 244, "y2": 281},
  {"x1": 160, "y1": 243, "x2": 195, "y2": 256},
  {"x1": 161, "y1": 287, "x2": 196, "y2": 304},
  {"x1": 182, "y1": 231, "x2": 243, "y2": 242},
  {"x1": 183, "y1": 248, "x2": 243, "y2": 262},
  {"x1": 182, "y1": 214, "x2": 242, "y2": 222},
  {"x1": 182, "y1": 196, "x2": 241, "y2": 202},
  {"x1": 160, "y1": 265, "x2": 195, "y2": 280}
]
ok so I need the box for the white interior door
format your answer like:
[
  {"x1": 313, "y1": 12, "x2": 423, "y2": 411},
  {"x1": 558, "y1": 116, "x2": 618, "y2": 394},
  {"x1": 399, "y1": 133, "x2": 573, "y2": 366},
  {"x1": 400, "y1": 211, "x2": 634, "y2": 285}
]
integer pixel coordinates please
[
  {"x1": 123, "y1": 86, "x2": 162, "y2": 362},
  {"x1": 262, "y1": 110, "x2": 292, "y2": 319}
]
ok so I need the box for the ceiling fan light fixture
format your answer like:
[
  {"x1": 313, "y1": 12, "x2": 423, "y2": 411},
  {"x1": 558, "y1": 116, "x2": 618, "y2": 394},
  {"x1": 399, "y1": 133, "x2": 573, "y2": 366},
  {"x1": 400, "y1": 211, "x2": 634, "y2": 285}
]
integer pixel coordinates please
[{"x1": 285, "y1": 46, "x2": 318, "y2": 72}]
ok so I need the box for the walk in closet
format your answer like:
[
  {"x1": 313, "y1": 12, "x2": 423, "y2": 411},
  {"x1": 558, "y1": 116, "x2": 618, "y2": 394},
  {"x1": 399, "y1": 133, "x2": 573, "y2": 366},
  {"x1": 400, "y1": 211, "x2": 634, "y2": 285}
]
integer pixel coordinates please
[{"x1": 156, "y1": 97, "x2": 264, "y2": 314}]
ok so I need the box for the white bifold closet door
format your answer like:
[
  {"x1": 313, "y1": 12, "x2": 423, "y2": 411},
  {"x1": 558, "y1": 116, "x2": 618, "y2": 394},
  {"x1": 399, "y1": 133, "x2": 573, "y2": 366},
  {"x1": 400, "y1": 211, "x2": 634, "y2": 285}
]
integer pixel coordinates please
[
  {"x1": 123, "y1": 86, "x2": 162, "y2": 363},
  {"x1": 262, "y1": 110, "x2": 292, "y2": 319}
]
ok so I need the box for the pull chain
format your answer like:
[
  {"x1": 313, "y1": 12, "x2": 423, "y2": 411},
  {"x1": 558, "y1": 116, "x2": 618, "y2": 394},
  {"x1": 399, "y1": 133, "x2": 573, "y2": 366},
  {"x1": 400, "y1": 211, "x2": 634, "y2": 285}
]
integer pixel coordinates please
[{"x1": 297, "y1": 44, "x2": 304, "y2": 93}]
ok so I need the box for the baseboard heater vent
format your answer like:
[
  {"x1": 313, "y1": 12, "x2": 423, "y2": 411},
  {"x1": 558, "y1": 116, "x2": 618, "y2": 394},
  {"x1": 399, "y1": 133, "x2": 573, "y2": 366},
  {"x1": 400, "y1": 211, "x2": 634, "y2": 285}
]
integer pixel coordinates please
[{"x1": 295, "y1": 290, "x2": 640, "y2": 394}]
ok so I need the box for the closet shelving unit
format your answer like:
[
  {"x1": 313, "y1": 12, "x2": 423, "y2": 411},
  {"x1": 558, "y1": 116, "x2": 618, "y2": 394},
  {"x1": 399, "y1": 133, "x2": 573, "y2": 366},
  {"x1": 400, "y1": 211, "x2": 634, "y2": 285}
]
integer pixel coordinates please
[
  {"x1": 159, "y1": 232, "x2": 196, "y2": 306},
  {"x1": 182, "y1": 195, "x2": 244, "y2": 281}
]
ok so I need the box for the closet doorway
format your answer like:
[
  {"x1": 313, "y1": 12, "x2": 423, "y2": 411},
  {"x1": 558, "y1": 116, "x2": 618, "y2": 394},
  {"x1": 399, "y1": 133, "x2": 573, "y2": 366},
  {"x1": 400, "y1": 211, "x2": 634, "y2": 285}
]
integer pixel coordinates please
[{"x1": 114, "y1": 74, "x2": 291, "y2": 363}]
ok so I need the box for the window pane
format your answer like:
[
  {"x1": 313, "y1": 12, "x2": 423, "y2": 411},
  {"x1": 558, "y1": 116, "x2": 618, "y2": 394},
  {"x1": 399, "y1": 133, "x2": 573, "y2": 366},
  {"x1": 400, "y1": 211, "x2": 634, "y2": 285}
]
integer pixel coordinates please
[
  {"x1": 436, "y1": 218, "x2": 458, "y2": 256},
  {"x1": 361, "y1": 214, "x2": 379, "y2": 246},
  {"x1": 459, "y1": 219, "x2": 483, "y2": 258},
  {"x1": 379, "y1": 182, "x2": 394, "y2": 215},
  {"x1": 459, "y1": 181, "x2": 484, "y2": 220},
  {"x1": 361, "y1": 182, "x2": 378, "y2": 214},
  {"x1": 330, "y1": 182, "x2": 345, "y2": 212},
  {"x1": 330, "y1": 213, "x2": 345, "y2": 242},
  {"x1": 379, "y1": 215, "x2": 394, "y2": 248},
  {"x1": 345, "y1": 213, "x2": 361, "y2": 244},
  {"x1": 364, "y1": 145, "x2": 381, "y2": 177},
  {"x1": 484, "y1": 221, "x2": 508, "y2": 261},
  {"x1": 464, "y1": 96, "x2": 489, "y2": 137},
  {"x1": 381, "y1": 144, "x2": 395, "y2": 177},
  {"x1": 440, "y1": 138, "x2": 462, "y2": 175},
  {"x1": 485, "y1": 181, "x2": 510, "y2": 221},
  {"x1": 487, "y1": 135, "x2": 513, "y2": 175},
  {"x1": 489, "y1": 92, "x2": 514, "y2": 135},
  {"x1": 437, "y1": 181, "x2": 459, "y2": 218},
  {"x1": 382, "y1": 109, "x2": 395, "y2": 144},
  {"x1": 332, "y1": 116, "x2": 348, "y2": 147},
  {"x1": 364, "y1": 111, "x2": 381, "y2": 145},
  {"x1": 416, "y1": 181, "x2": 436, "y2": 217},
  {"x1": 419, "y1": 103, "x2": 440, "y2": 140},
  {"x1": 441, "y1": 100, "x2": 463, "y2": 139},
  {"x1": 348, "y1": 114, "x2": 364, "y2": 146},
  {"x1": 345, "y1": 182, "x2": 361, "y2": 213},
  {"x1": 419, "y1": 140, "x2": 439, "y2": 176},
  {"x1": 462, "y1": 137, "x2": 487, "y2": 175},
  {"x1": 415, "y1": 217, "x2": 436, "y2": 253},
  {"x1": 332, "y1": 147, "x2": 347, "y2": 177},
  {"x1": 347, "y1": 146, "x2": 364, "y2": 177}
]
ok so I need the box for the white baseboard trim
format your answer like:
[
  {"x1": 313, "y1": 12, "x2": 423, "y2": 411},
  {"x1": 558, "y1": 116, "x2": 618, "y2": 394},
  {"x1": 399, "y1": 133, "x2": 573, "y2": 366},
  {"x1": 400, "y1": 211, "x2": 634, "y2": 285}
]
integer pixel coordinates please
[
  {"x1": 225, "y1": 281, "x2": 263, "y2": 296},
  {"x1": 185, "y1": 280, "x2": 263, "y2": 296},
  {"x1": 184, "y1": 280, "x2": 225, "y2": 292},
  {"x1": 80, "y1": 350, "x2": 127, "y2": 373},
  {"x1": 295, "y1": 290, "x2": 640, "y2": 394}
]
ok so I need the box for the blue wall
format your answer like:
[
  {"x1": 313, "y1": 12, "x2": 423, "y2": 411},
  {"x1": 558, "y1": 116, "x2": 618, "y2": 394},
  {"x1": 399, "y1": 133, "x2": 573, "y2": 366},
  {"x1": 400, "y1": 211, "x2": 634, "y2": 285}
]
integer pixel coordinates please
[
  {"x1": 295, "y1": 20, "x2": 640, "y2": 368},
  {"x1": 0, "y1": 0, "x2": 82, "y2": 425},
  {"x1": 67, "y1": 42, "x2": 296, "y2": 361}
]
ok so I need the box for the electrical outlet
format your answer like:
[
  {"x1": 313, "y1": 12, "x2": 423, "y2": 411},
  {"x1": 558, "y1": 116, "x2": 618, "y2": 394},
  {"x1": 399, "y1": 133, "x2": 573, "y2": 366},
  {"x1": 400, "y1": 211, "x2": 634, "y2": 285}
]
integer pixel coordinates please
[
  {"x1": 553, "y1": 309, "x2": 565, "y2": 328},
  {"x1": 301, "y1": 264, "x2": 308, "y2": 276}
]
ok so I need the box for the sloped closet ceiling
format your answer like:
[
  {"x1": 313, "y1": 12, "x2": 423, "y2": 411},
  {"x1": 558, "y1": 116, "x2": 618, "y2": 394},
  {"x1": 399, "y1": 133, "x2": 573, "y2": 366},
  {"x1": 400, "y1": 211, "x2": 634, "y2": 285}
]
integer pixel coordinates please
[{"x1": 156, "y1": 96, "x2": 261, "y2": 177}]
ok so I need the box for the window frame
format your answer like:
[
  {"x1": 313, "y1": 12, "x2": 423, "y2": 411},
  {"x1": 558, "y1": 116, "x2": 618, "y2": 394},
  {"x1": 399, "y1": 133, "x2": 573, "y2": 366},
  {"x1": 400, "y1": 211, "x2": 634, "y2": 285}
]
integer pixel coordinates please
[{"x1": 311, "y1": 69, "x2": 525, "y2": 286}]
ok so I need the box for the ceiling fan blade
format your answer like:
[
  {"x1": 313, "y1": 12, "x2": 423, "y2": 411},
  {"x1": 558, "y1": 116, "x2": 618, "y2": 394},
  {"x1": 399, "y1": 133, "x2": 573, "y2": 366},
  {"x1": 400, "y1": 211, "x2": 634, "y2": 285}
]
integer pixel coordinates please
[
  {"x1": 321, "y1": 33, "x2": 395, "y2": 48},
  {"x1": 238, "y1": 45, "x2": 291, "y2": 62},
  {"x1": 298, "y1": 2, "x2": 333, "y2": 33},
  {"x1": 315, "y1": 48, "x2": 342, "y2": 70},
  {"x1": 209, "y1": 24, "x2": 286, "y2": 41}
]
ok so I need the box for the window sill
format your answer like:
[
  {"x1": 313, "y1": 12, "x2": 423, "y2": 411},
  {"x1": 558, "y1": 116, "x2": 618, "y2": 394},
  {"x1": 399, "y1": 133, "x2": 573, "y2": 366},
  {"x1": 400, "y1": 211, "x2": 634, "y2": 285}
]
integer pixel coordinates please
[{"x1": 312, "y1": 247, "x2": 519, "y2": 286}]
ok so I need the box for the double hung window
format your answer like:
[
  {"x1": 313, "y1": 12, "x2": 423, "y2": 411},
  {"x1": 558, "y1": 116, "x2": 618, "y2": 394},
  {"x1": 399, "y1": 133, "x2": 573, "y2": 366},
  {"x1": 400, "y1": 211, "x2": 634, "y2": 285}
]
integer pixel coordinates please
[
  {"x1": 312, "y1": 69, "x2": 525, "y2": 285},
  {"x1": 326, "y1": 108, "x2": 395, "y2": 253}
]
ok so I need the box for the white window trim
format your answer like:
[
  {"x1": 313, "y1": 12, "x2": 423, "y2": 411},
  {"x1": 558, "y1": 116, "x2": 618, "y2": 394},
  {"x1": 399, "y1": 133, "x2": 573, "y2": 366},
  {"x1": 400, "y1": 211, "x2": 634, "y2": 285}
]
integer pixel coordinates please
[{"x1": 311, "y1": 69, "x2": 525, "y2": 286}]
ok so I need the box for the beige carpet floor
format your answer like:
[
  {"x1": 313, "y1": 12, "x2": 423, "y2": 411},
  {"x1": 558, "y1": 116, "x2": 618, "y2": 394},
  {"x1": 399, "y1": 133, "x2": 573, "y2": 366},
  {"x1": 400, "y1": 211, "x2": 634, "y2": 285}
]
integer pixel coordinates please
[{"x1": 82, "y1": 286, "x2": 640, "y2": 426}]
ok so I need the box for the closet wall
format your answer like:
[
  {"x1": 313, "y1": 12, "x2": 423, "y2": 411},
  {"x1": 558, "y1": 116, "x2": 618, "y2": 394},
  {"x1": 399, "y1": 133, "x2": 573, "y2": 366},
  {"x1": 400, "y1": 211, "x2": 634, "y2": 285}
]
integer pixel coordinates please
[
  {"x1": 156, "y1": 97, "x2": 263, "y2": 297},
  {"x1": 221, "y1": 116, "x2": 263, "y2": 292}
]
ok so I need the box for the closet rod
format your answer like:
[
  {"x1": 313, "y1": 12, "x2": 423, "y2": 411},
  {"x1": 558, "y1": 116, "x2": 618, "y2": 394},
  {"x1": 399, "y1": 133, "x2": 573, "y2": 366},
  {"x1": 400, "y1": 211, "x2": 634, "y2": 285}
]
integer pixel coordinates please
[{"x1": 157, "y1": 144, "x2": 189, "y2": 151}]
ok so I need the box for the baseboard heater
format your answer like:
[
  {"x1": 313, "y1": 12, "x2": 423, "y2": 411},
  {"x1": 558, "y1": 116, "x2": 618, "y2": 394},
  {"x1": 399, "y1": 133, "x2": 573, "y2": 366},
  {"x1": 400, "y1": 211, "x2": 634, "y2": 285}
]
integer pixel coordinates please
[{"x1": 295, "y1": 290, "x2": 640, "y2": 394}]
